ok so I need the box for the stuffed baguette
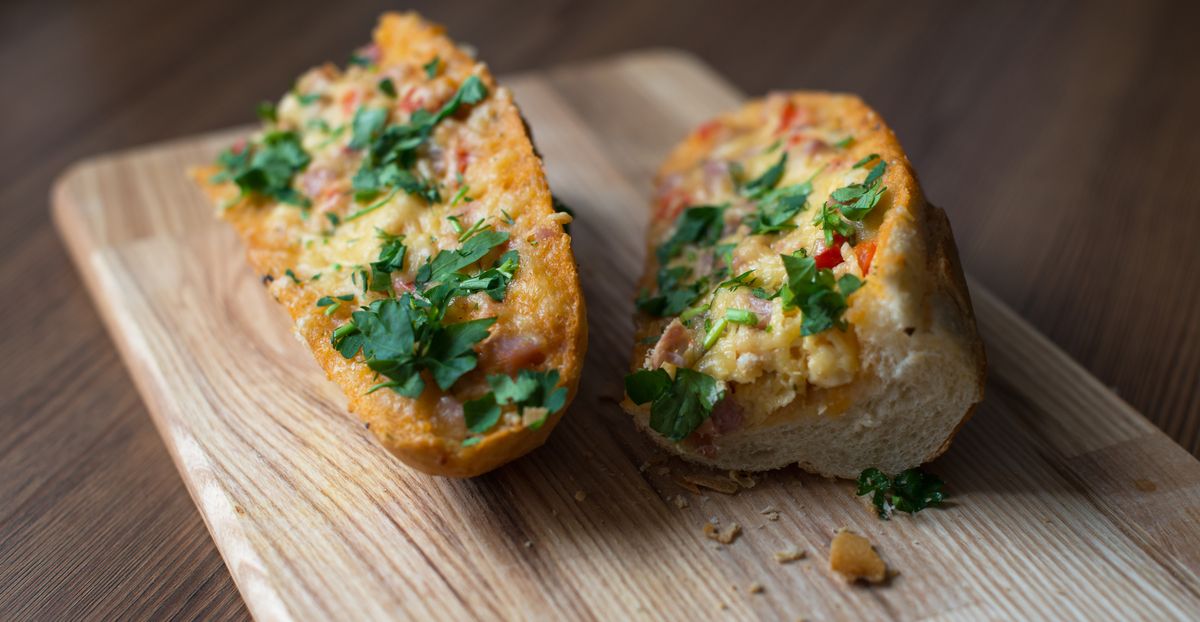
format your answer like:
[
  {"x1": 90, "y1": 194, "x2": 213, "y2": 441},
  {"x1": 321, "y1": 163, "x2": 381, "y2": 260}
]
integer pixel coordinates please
[
  {"x1": 623, "y1": 93, "x2": 984, "y2": 478},
  {"x1": 192, "y1": 13, "x2": 586, "y2": 477}
]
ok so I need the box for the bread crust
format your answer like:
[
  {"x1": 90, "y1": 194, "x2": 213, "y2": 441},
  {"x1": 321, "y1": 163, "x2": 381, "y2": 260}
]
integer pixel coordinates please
[
  {"x1": 192, "y1": 13, "x2": 586, "y2": 477},
  {"x1": 625, "y1": 93, "x2": 985, "y2": 478}
]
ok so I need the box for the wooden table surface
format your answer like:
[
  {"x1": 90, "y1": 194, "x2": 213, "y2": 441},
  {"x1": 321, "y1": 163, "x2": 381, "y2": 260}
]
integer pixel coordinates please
[{"x1": 2, "y1": 0, "x2": 1198, "y2": 619}]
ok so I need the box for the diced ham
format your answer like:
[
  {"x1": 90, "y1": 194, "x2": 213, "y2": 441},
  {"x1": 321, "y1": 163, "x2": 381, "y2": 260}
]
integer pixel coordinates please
[
  {"x1": 747, "y1": 295, "x2": 773, "y2": 328},
  {"x1": 299, "y1": 167, "x2": 338, "y2": 198},
  {"x1": 483, "y1": 335, "x2": 546, "y2": 375},
  {"x1": 709, "y1": 395, "x2": 745, "y2": 435},
  {"x1": 649, "y1": 319, "x2": 691, "y2": 368}
]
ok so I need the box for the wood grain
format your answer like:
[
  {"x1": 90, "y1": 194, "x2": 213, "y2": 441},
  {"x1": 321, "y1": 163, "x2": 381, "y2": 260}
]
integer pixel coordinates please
[
  {"x1": 47, "y1": 50, "x2": 1200, "y2": 621},
  {"x1": 4, "y1": 1, "x2": 1200, "y2": 619}
]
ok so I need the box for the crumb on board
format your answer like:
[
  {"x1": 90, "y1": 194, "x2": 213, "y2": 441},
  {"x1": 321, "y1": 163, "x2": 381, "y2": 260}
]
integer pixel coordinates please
[
  {"x1": 729, "y1": 470, "x2": 757, "y2": 489},
  {"x1": 574, "y1": 490, "x2": 587, "y2": 501},
  {"x1": 748, "y1": 582, "x2": 764, "y2": 594},
  {"x1": 703, "y1": 521, "x2": 741, "y2": 544},
  {"x1": 673, "y1": 495, "x2": 690, "y2": 509},
  {"x1": 760, "y1": 506, "x2": 780, "y2": 521},
  {"x1": 523, "y1": 540, "x2": 533, "y2": 548},
  {"x1": 680, "y1": 473, "x2": 739, "y2": 495},
  {"x1": 1134, "y1": 478, "x2": 1158, "y2": 492},
  {"x1": 829, "y1": 529, "x2": 887, "y2": 584},
  {"x1": 774, "y1": 548, "x2": 806, "y2": 563}
]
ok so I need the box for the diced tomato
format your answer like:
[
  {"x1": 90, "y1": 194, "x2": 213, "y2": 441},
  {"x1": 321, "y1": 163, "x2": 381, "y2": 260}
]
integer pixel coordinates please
[
  {"x1": 814, "y1": 234, "x2": 847, "y2": 269},
  {"x1": 856, "y1": 239, "x2": 877, "y2": 275},
  {"x1": 777, "y1": 101, "x2": 811, "y2": 135},
  {"x1": 399, "y1": 87, "x2": 425, "y2": 114},
  {"x1": 455, "y1": 146, "x2": 470, "y2": 175},
  {"x1": 655, "y1": 188, "x2": 690, "y2": 222},
  {"x1": 340, "y1": 89, "x2": 360, "y2": 115},
  {"x1": 695, "y1": 119, "x2": 721, "y2": 141}
]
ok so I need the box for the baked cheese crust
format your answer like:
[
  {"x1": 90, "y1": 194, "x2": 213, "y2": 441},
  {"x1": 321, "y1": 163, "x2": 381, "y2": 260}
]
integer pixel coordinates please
[{"x1": 192, "y1": 13, "x2": 586, "y2": 477}]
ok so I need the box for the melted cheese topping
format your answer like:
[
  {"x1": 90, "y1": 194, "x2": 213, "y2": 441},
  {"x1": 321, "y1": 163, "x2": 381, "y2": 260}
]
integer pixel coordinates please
[{"x1": 642, "y1": 95, "x2": 889, "y2": 424}]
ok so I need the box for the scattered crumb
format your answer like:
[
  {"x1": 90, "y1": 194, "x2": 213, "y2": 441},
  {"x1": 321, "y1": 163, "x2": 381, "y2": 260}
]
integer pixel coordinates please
[
  {"x1": 1134, "y1": 478, "x2": 1158, "y2": 492},
  {"x1": 729, "y1": 470, "x2": 757, "y2": 489},
  {"x1": 673, "y1": 495, "x2": 690, "y2": 509},
  {"x1": 674, "y1": 476, "x2": 702, "y2": 495},
  {"x1": 829, "y1": 529, "x2": 887, "y2": 584},
  {"x1": 639, "y1": 460, "x2": 652, "y2": 473},
  {"x1": 523, "y1": 540, "x2": 533, "y2": 548},
  {"x1": 681, "y1": 473, "x2": 740, "y2": 495},
  {"x1": 574, "y1": 490, "x2": 587, "y2": 501},
  {"x1": 718, "y1": 602, "x2": 728, "y2": 610},
  {"x1": 748, "y1": 582, "x2": 764, "y2": 594},
  {"x1": 774, "y1": 548, "x2": 807, "y2": 563},
  {"x1": 655, "y1": 466, "x2": 671, "y2": 476},
  {"x1": 704, "y1": 521, "x2": 742, "y2": 544},
  {"x1": 759, "y1": 506, "x2": 780, "y2": 521}
]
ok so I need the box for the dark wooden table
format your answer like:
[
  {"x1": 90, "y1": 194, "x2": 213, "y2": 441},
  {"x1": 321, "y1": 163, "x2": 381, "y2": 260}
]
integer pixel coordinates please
[{"x1": 2, "y1": 0, "x2": 1197, "y2": 619}]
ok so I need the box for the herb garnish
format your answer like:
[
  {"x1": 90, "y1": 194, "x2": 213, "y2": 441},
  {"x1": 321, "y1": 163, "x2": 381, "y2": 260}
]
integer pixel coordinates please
[
  {"x1": 624, "y1": 368, "x2": 724, "y2": 442},
  {"x1": 424, "y1": 56, "x2": 441, "y2": 78},
  {"x1": 365, "y1": 231, "x2": 407, "y2": 294},
  {"x1": 739, "y1": 152, "x2": 788, "y2": 200},
  {"x1": 256, "y1": 101, "x2": 277, "y2": 123},
  {"x1": 814, "y1": 154, "x2": 888, "y2": 243},
  {"x1": 856, "y1": 467, "x2": 946, "y2": 519},
  {"x1": 378, "y1": 78, "x2": 397, "y2": 98},
  {"x1": 779, "y1": 252, "x2": 863, "y2": 335},
  {"x1": 213, "y1": 131, "x2": 312, "y2": 207},
  {"x1": 462, "y1": 369, "x2": 568, "y2": 443},
  {"x1": 350, "y1": 76, "x2": 488, "y2": 205}
]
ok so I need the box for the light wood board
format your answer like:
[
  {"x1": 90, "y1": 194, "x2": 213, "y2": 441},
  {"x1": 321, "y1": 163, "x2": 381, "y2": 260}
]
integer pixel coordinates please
[{"x1": 52, "y1": 50, "x2": 1200, "y2": 621}]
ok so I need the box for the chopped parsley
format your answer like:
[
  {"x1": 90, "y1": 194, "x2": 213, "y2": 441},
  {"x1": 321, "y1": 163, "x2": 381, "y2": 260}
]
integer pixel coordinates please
[
  {"x1": 856, "y1": 467, "x2": 946, "y2": 519},
  {"x1": 378, "y1": 77, "x2": 397, "y2": 98},
  {"x1": 295, "y1": 92, "x2": 321, "y2": 106},
  {"x1": 624, "y1": 368, "x2": 724, "y2": 442},
  {"x1": 815, "y1": 155, "x2": 888, "y2": 242},
  {"x1": 424, "y1": 56, "x2": 441, "y2": 79},
  {"x1": 212, "y1": 131, "x2": 311, "y2": 207},
  {"x1": 834, "y1": 136, "x2": 855, "y2": 149},
  {"x1": 348, "y1": 52, "x2": 373, "y2": 67},
  {"x1": 655, "y1": 205, "x2": 727, "y2": 265},
  {"x1": 366, "y1": 231, "x2": 407, "y2": 294},
  {"x1": 739, "y1": 152, "x2": 788, "y2": 200},
  {"x1": 778, "y1": 253, "x2": 863, "y2": 335},
  {"x1": 462, "y1": 369, "x2": 568, "y2": 442},
  {"x1": 256, "y1": 101, "x2": 277, "y2": 123},
  {"x1": 350, "y1": 76, "x2": 488, "y2": 205}
]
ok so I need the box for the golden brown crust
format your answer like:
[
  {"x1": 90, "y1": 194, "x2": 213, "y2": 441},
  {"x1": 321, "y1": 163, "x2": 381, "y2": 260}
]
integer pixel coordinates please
[{"x1": 191, "y1": 12, "x2": 586, "y2": 477}]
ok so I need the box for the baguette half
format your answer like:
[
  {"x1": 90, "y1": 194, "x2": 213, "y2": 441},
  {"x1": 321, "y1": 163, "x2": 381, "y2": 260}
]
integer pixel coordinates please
[
  {"x1": 623, "y1": 93, "x2": 984, "y2": 478},
  {"x1": 192, "y1": 13, "x2": 586, "y2": 477}
]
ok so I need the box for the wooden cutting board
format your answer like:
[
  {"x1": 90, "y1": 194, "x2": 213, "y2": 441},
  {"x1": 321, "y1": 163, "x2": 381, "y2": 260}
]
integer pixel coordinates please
[{"x1": 52, "y1": 50, "x2": 1200, "y2": 621}]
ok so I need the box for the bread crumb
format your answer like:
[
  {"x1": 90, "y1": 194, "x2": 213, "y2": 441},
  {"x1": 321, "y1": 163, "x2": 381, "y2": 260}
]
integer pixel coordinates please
[
  {"x1": 673, "y1": 495, "x2": 690, "y2": 509},
  {"x1": 748, "y1": 582, "x2": 764, "y2": 594},
  {"x1": 639, "y1": 460, "x2": 652, "y2": 473},
  {"x1": 574, "y1": 490, "x2": 587, "y2": 501},
  {"x1": 523, "y1": 540, "x2": 533, "y2": 548},
  {"x1": 760, "y1": 506, "x2": 780, "y2": 521},
  {"x1": 774, "y1": 548, "x2": 806, "y2": 563},
  {"x1": 729, "y1": 470, "x2": 757, "y2": 489},
  {"x1": 1134, "y1": 478, "x2": 1158, "y2": 492},
  {"x1": 655, "y1": 466, "x2": 672, "y2": 476},
  {"x1": 703, "y1": 521, "x2": 741, "y2": 544},
  {"x1": 829, "y1": 529, "x2": 887, "y2": 583},
  {"x1": 718, "y1": 602, "x2": 728, "y2": 610},
  {"x1": 681, "y1": 473, "x2": 739, "y2": 495}
]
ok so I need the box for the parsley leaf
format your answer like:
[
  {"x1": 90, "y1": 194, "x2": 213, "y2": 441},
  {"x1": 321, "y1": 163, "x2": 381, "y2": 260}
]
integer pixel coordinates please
[
  {"x1": 256, "y1": 101, "x2": 277, "y2": 123},
  {"x1": 778, "y1": 253, "x2": 862, "y2": 335},
  {"x1": 331, "y1": 295, "x2": 496, "y2": 397},
  {"x1": 625, "y1": 368, "x2": 724, "y2": 442},
  {"x1": 366, "y1": 232, "x2": 407, "y2": 293},
  {"x1": 636, "y1": 265, "x2": 706, "y2": 317},
  {"x1": 656, "y1": 205, "x2": 727, "y2": 264},
  {"x1": 462, "y1": 369, "x2": 568, "y2": 440},
  {"x1": 350, "y1": 77, "x2": 488, "y2": 205},
  {"x1": 812, "y1": 202, "x2": 855, "y2": 246},
  {"x1": 349, "y1": 107, "x2": 389, "y2": 150},
  {"x1": 378, "y1": 78, "x2": 397, "y2": 98},
  {"x1": 739, "y1": 152, "x2": 787, "y2": 199},
  {"x1": 424, "y1": 56, "x2": 441, "y2": 78},
  {"x1": 416, "y1": 230, "x2": 509, "y2": 288},
  {"x1": 213, "y1": 131, "x2": 312, "y2": 207},
  {"x1": 856, "y1": 467, "x2": 946, "y2": 519}
]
